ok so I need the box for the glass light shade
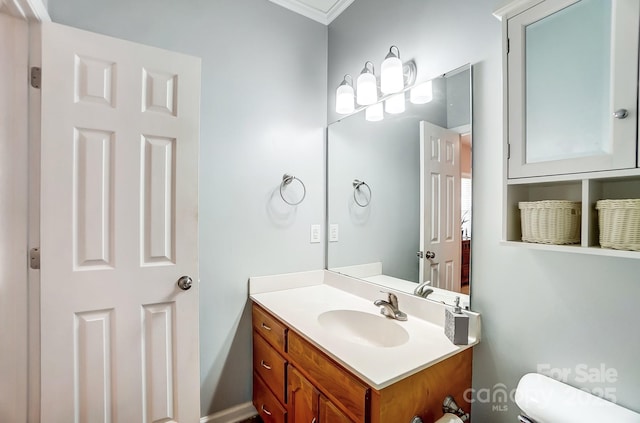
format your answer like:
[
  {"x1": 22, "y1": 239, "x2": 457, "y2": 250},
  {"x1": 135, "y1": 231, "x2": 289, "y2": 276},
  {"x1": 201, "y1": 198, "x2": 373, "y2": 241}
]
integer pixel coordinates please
[
  {"x1": 381, "y1": 56, "x2": 404, "y2": 94},
  {"x1": 336, "y1": 84, "x2": 355, "y2": 114},
  {"x1": 357, "y1": 72, "x2": 378, "y2": 105},
  {"x1": 410, "y1": 81, "x2": 433, "y2": 104},
  {"x1": 365, "y1": 102, "x2": 384, "y2": 122},
  {"x1": 385, "y1": 93, "x2": 405, "y2": 114}
]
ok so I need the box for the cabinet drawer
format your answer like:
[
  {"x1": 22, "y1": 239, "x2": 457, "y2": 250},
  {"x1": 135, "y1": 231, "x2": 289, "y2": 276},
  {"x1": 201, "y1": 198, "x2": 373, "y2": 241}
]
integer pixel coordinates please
[
  {"x1": 288, "y1": 331, "x2": 368, "y2": 422},
  {"x1": 254, "y1": 372, "x2": 287, "y2": 423},
  {"x1": 253, "y1": 331, "x2": 287, "y2": 404},
  {"x1": 253, "y1": 304, "x2": 287, "y2": 352}
]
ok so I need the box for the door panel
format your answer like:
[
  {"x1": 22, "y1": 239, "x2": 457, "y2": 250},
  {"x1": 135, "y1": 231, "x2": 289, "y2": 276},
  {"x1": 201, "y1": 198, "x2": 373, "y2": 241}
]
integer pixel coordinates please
[
  {"x1": 419, "y1": 121, "x2": 461, "y2": 292},
  {"x1": 39, "y1": 22, "x2": 201, "y2": 422},
  {"x1": 319, "y1": 394, "x2": 353, "y2": 423},
  {"x1": 288, "y1": 366, "x2": 319, "y2": 423}
]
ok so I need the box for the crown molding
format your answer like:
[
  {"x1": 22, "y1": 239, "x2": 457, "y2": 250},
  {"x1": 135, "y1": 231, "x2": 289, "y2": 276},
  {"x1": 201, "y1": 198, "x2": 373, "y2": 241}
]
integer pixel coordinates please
[
  {"x1": 268, "y1": 0, "x2": 354, "y2": 25},
  {"x1": 1, "y1": 0, "x2": 50, "y2": 21}
]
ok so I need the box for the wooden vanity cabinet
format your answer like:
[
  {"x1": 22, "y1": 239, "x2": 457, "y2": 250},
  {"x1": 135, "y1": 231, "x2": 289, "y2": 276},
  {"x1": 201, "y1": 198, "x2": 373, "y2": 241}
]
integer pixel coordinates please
[{"x1": 252, "y1": 303, "x2": 472, "y2": 423}]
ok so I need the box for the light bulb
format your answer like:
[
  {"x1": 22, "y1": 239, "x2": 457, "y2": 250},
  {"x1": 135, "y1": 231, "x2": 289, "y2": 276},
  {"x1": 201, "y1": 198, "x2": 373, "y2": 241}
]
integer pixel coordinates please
[
  {"x1": 356, "y1": 62, "x2": 377, "y2": 106},
  {"x1": 410, "y1": 80, "x2": 433, "y2": 104},
  {"x1": 381, "y1": 46, "x2": 404, "y2": 94},
  {"x1": 365, "y1": 102, "x2": 384, "y2": 121},
  {"x1": 335, "y1": 75, "x2": 354, "y2": 114},
  {"x1": 385, "y1": 92, "x2": 405, "y2": 114}
]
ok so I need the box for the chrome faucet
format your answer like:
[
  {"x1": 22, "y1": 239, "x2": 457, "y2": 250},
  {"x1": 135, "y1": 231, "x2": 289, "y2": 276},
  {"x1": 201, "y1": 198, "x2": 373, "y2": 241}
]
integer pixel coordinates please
[
  {"x1": 414, "y1": 281, "x2": 434, "y2": 298},
  {"x1": 374, "y1": 292, "x2": 407, "y2": 321}
]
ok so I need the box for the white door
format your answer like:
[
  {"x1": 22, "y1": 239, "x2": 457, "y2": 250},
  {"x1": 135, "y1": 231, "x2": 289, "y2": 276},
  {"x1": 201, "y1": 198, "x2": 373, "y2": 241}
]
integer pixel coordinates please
[
  {"x1": 38, "y1": 22, "x2": 201, "y2": 422},
  {"x1": 419, "y1": 121, "x2": 461, "y2": 292}
]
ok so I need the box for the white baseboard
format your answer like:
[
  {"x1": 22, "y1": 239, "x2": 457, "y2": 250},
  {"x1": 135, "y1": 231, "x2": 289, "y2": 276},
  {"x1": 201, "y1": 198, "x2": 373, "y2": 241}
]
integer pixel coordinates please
[{"x1": 200, "y1": 402, "x2": 257, "y2": 423}]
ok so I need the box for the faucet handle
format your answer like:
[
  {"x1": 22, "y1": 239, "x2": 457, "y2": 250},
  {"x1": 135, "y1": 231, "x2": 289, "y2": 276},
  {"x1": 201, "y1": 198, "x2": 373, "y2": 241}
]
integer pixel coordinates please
[{"x1": 380, "y1": 290, "x2": 398, "y2": 308}]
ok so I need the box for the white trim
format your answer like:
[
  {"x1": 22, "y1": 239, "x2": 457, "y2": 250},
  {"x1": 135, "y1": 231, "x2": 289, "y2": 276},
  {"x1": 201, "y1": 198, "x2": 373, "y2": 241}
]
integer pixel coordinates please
[
  {"x1": 267, "y1": 0, "x2": 353, "y2": 25},
  {"x1": 27, "y1": 22, "x2": 42, "y2": 423},
  {"x1": 2, "y1": 0, "x2": 50, "y2": 21},
  {"x1": 200, "y1": 402, "x2": 257, "y2": 423},
  {"x1": 325, "y1": 0, "x2": 354, "y2": 24},
  {"x1": 492, "y1": 0, "x2": 543, "y2": 20}
]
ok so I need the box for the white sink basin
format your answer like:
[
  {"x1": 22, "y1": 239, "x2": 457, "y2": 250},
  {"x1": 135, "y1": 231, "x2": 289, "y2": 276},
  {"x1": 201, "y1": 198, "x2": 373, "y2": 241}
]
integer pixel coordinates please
[{"x1": 317, "y1": 309, "x2": 410, "y2": 348}]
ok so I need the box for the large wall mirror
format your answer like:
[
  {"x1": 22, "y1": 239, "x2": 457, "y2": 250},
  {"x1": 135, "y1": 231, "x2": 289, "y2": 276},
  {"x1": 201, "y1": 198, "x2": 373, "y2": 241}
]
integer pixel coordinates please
[{"x1": 327, "y1": 64, "x2": 472, "y2": 308}]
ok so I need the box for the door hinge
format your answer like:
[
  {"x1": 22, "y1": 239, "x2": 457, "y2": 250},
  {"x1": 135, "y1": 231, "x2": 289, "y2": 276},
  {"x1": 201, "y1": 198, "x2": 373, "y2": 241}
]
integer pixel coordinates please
[
  {"x1": 507, "y1": 143, "x2": 511, "y2": 159},
  {"x1": 29, "y1": 248, "x2": 40, "y2": 270},
  {"x1": 507, "y1": 38, "x2": 510, "y2": 54},
  {"x1": 30, "y1": 67, "x2": 41, "y2": 89}
]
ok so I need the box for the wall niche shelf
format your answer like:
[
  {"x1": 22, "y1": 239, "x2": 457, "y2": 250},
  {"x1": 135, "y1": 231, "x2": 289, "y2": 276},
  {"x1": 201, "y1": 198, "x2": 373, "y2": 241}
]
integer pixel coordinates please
[{"x1": 504, "y1": 170, "x2": 640, "y2": 259}]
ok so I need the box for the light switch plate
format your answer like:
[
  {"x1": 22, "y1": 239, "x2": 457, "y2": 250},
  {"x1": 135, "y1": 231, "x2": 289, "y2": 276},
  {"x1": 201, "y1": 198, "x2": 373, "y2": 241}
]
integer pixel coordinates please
[
  {"x1": 310, "y1": 224, "x2": 321, "y2": 243},
  {"x1": 329, "y1": 224, "x2": 339, "y2": 242}
]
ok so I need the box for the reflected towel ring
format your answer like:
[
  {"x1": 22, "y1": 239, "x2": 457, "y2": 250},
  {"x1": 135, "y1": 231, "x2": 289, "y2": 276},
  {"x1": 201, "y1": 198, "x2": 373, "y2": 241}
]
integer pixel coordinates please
[
  {"x1": 352, "y1": 179, "x2": 371, "y2": 207},
  {"x1": 280, "y1": 174, "x2": 306, "y2": 206}
]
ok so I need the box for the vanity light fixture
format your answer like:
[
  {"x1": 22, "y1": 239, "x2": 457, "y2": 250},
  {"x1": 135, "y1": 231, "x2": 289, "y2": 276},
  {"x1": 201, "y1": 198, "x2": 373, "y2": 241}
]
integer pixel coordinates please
[
  {"x1": 385, "y1": 92, "x2": 405, "y2": 114},
  {"x1": 410, "y1": 80, "x2": 433, "y2": 104},
  {"x1": 335, "y1": 45, "x2": 419, "y2": 118},
  {"x1": 365, "y1": 102, "x2": 384, "y2": 121},
  {"x1": 356, "y1": 61, "x2": 378, "y2": 106},
  {"x1": 335, "y1": 74, "x2": 355, "y2": 115},
  {"x1": 380, "y1": 46, "x2": 404, "y2": 94}
]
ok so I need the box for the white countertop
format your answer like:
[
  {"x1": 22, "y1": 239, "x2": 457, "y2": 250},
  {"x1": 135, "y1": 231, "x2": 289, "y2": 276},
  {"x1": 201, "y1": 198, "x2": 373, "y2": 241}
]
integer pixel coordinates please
[{"x1": 249, "y1": 271, "x2": 479, "y2": 390}]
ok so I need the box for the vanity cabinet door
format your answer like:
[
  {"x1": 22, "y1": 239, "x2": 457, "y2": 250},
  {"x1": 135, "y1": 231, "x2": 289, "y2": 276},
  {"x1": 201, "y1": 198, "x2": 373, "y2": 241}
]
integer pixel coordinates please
[
  {"x1": 319, "y1": 395, "x2": 354, "y2": 423},
  {"x1": 507, "y1": 0, "x2": 639, "y2": 178},
  {"x1": 288, "y1": 366, "x2": 319, "y2": 423}
]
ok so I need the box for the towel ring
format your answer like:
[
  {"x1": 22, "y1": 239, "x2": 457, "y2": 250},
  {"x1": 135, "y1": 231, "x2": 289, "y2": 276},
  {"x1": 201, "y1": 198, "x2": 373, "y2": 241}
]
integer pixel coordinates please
[
  {"x1": 280, "y1": 174, "x2": 306, "y2": 206},
  {"x1": 352, "y1": 179, "x2": 371, "y2": 207}
]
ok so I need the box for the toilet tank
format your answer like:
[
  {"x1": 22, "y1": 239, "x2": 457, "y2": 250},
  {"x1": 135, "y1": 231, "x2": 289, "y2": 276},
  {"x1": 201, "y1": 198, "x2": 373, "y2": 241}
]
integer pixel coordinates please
[{"x1": 515, "y1": 373, "x2": 640, "y2": 423}]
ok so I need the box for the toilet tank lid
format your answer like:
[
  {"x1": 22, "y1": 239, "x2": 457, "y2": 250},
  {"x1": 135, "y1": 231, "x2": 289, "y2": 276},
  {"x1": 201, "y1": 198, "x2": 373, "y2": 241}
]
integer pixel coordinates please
[{"x1": 515, "y1": 373, "x2": 640, "y2": 423}]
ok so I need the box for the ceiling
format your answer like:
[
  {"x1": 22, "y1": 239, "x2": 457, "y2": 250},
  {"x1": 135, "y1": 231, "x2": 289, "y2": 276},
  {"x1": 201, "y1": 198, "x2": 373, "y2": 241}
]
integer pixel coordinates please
[{"x1": 268, "y1": 0, "x2": 354, "y2": 25}]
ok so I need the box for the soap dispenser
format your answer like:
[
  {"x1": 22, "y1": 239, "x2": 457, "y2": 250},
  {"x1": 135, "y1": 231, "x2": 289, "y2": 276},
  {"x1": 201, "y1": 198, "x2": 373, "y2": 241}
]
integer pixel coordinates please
[{"x1": 444, "y1": 296, "x2": 469, "y2": 345}]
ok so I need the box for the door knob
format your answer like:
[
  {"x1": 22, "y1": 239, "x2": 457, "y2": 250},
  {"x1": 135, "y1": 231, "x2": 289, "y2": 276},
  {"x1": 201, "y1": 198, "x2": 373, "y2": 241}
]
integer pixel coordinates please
[
  {"x1": 613, "y1": 109, "x2": 628, "y2": 119},
  {"x1": 177, "y1": 276, "x2": 193, "y2": 291},
  {"x1": 425, "y1": 251, "x2": 436, "y2": 259}
]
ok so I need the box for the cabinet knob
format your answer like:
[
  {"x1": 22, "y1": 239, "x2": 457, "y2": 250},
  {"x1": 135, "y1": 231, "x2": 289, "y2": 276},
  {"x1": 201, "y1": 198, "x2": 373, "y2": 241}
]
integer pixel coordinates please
[{"x1": 613, "y1": 109, "x2": 628, "y2": 119}]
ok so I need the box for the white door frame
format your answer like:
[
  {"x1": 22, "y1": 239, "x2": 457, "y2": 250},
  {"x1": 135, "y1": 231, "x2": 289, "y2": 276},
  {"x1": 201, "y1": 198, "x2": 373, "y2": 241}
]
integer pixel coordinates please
[
  {"x1": 0, "y1": 12, "x2": 29, "y2": 423},
  {"x1": 0, "y1": 3, "x2": 49, "y2": 423}
]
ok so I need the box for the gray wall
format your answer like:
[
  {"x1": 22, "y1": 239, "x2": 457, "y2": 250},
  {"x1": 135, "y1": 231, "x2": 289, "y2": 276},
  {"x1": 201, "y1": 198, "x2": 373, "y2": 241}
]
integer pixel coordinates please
[
  {"x1": 48, "y1": 0, "x2": 327, "y2": 416},
  {"x1": 329, "y1": 0, "x2": 640, "y2": 421}
]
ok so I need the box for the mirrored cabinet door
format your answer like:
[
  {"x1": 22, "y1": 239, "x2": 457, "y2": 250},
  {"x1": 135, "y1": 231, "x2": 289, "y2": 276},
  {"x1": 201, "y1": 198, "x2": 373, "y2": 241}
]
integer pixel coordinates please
[{"x1": 507, "y1": 0, "x2": 639, "y2": 178}]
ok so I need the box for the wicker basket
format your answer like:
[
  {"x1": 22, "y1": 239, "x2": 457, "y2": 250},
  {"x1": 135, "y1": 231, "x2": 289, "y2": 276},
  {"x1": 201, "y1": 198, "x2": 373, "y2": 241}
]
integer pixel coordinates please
[
  {"x1": 595, "y1": 199, "x2": 640, "y2": 251},
  {"x1": 519, "y1": 200, "x2": 581, "y2": 245}
]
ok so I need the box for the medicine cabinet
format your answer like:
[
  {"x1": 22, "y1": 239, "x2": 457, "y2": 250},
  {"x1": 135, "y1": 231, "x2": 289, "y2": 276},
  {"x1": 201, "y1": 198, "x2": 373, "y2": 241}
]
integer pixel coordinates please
[{"x1": 495, "y1": 0, "x2": 640, "y2": 258}]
